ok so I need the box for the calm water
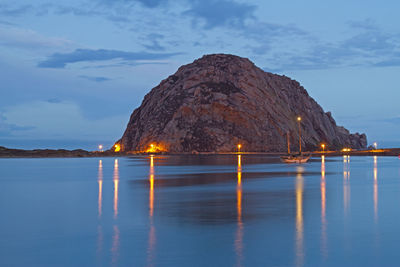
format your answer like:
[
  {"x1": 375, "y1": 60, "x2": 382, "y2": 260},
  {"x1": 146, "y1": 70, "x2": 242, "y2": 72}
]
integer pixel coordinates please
[{"x1": 0, "y1": 155, "x2": 400, "y2": 266}]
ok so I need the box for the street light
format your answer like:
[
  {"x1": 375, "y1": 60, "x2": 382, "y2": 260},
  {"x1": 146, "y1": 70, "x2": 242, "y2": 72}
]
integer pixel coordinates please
[
  {"x1": 98, "y1": 145, "x2": 103, "y2": 152},
  {"x1": 237, "y1": 144, "x2": 241, "y2": 153},
  {"x1": 321, "y1": 144, "x2": 325, "y2": 152},
  {"x1": 297, "y1": 116, "x2": 302, "y2": 154},
  {"x1": 373, "y1": 142, "x2": 378, "y2": 149}
]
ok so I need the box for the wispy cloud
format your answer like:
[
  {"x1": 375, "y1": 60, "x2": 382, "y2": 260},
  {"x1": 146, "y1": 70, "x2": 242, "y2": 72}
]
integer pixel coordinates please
[
  {"x1": 78, "y1": 75, "x2": 112, "y2": 82},
  {"x1": 0, "y1": 24, "x2": 73, "y2": 51},
  {"x1": 183, "y1": 0, "x2": 255, "y2": 29},
  {"x1": 143, "y1": 33, "x2": 166, "y2": 51},
  {"x1": 37, "y1": 48, "x2": 182, "y2": 68}
]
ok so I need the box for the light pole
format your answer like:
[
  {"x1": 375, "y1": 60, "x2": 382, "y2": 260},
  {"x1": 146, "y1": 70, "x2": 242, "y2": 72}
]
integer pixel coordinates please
[
  {"x1": 321, "y1": 144, "x2": 325, "y2": 153},
  {"x1": 237, "y1": 144, "x2": 241, "y2": 153},
  {"x1": 297, "y1": 116, "x2": 302, "y2": 154}
]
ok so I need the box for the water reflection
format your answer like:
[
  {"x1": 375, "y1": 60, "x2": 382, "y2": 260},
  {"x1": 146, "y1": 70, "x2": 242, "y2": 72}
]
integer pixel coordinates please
[
  {"x1": 343, "y1": 156, "x2": 350, "y2": 215},
  {"x1": 374, "y1": 156, "x2": 378, "y2": 223},
  {"x1": 112, "y1": 159, "x2": 120, "y2": 266},
  {"x1": 235, "y1": 155, "x2": 243, "y2": 267},
  {"x1": 111, "y1": 225, "x2": 120, "y2": 266},
  {"x1": 113, "y1": 159, "x2": 119, "y2": 218},
  {"x1": 98, "y1": 160, "x2": 103, "y2": 218},
  {"x1": 321, "y1": 156, "x2": 327, "y2": 258},
  {"x1": 97, "y1": 160, "x2": 104, "y2": 261},
  {"x1": 295, "y1": 166, "x2": 304, "y2": 267},
  {"x1": 147, "y1": 155, "x2": 156, "y2": 267},
  {"x1": 149, "y1": 155, "x2": 154, "y2": 217}
]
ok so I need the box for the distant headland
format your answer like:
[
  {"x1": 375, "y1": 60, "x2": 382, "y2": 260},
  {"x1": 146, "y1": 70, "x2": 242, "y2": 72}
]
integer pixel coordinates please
[{"x1": 114, "y1": 54, "x2": 366, "y2": 153}]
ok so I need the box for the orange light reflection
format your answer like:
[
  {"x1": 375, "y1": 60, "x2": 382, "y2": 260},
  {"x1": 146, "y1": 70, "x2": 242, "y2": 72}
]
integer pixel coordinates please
[
  {"x1": 295, "y1": 168, "x2": 304, "y2": 267},
  {"x1": 149, "y1": 155, "x2": 154, "y2": 217},
  {"x1": 147, "y1": 155, "x2": 156, "y2": 267},
  {"x1": 235, "y1": 154, "x2": 243, "y2": 267},
  {"x1": 113, "y1": 159, "x2": 119, "y2": 219}
]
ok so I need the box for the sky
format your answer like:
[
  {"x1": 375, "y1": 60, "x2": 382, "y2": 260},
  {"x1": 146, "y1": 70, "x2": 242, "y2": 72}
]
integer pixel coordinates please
[{"x1": 0, "y1": 0, "x2": 399, "y2": 150}]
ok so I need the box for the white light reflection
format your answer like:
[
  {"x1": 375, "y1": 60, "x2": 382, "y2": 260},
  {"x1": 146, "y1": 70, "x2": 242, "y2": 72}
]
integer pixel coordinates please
[
  {"x1": 98, "y1": 160, "x2": 103, "y2": 218},
  {"x1": 373, "y1": 156, "x2": 378, "y2": 223},
  {"x1": 97, "y1": 160, "x2": 104, "y2": 262},
  {"x1": 343, "y1": 156, "x2": 350, "y2": 215},
  {"x1": 321, "y1": 156, "x2": 327, "y2": 258}
]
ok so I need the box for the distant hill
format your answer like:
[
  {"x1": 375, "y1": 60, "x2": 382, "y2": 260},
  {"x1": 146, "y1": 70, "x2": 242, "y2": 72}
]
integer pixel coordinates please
[{"x1": 116, "y1": 54, "x2": 367, "y2": 153}]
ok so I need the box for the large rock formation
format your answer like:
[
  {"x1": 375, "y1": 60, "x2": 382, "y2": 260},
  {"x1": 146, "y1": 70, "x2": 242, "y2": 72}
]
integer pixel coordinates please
[{"x1": 116, "y1": 54, "x2": 367, "y2": 153}]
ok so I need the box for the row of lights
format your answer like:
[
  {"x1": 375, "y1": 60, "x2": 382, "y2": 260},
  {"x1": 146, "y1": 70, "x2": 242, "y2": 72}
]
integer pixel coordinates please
[
  {"x1": 95, "y1": 114, "x2": 377, "y2": 154},
  {"x1": 96, "y1": 142, "x2": 378, "y2": 153}
]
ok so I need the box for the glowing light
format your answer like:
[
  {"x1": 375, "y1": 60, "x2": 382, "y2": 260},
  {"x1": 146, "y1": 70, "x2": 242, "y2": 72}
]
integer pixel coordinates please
[
  {"x1": 114, "y1": 144, "x2": 121, "y2": 152},
  {"x1": 321, "y1": 144, "x2": 326, "y2": 152},
  {"x1": 237, "y1": 144, "x2": 242, "y2": 153},
  {"x1": 98, "y1": 145, "x2": 103, "y2": 152},
  {"x1": 373, "y1": 142, "x2": 378, "y2": 149},
  {"x1": 113, "y1": 159, "x2": 119, "y2": 219},
  {"x1": 342, "y1": 148, "x2": 351, "y2": 152},
  {"x1": 297, "y1": 116, "x2": 302, "y2": 121},
  {"x1": 145, "y1": 143, "x2": 166, "y2": 153}
]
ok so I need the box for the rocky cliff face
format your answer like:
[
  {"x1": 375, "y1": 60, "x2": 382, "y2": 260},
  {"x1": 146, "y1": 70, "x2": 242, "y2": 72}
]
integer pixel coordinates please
[{"x1": 116, "y1": 54, "x2": 367, "y2": 152}]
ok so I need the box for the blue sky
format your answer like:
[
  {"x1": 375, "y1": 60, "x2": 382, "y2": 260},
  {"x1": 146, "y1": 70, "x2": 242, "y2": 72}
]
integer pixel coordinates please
[{"x1": 0, "y1": 0, "x2": 399, "y2": 150}]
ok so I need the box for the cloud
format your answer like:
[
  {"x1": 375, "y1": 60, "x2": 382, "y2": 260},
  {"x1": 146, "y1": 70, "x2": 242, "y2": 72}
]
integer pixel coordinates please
[
  {"x1": 37, "y1": 48, "x2": 182, "y2": 68},
  {"x1": 0, "y1": 24, "x2": 73, "y2": 51},
  {"x1": 183, "y1": 0, "x2": 255, "y2": 29},
  {"x1": 0, "y1": 113, "x2": 35, "y2": 137},
  {"x1": 100, "y1": 0, "x2": 168, "y2": 8},
  {"x1": 143, "y1": 33, "x2": 166, "y2": 51},
  {"x1": 262, "y1": 19, "x2": 400, "y2": 72},
  {"x1": 0, "y1": 4, "x2": 32, "y2": 16},
  {"x1": 78, "y1": 75, "x2": 112, "y2": 82}
]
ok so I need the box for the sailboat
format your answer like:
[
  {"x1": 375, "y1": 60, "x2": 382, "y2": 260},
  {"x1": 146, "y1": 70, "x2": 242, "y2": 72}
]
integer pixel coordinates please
[{"x1": 280, "y1": 117, "x2": 311, "y2": 163}]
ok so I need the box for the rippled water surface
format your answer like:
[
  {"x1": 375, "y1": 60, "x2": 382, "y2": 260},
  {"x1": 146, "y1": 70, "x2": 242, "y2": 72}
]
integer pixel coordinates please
[{"x1": 1, "y1": 155, "x2": 400, "y2": 266}]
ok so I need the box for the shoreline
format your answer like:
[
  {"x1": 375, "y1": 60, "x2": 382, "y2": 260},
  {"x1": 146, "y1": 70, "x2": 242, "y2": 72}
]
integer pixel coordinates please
[{"x1": 1, "y1": 146, "x2": 399, "y2": 158}]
